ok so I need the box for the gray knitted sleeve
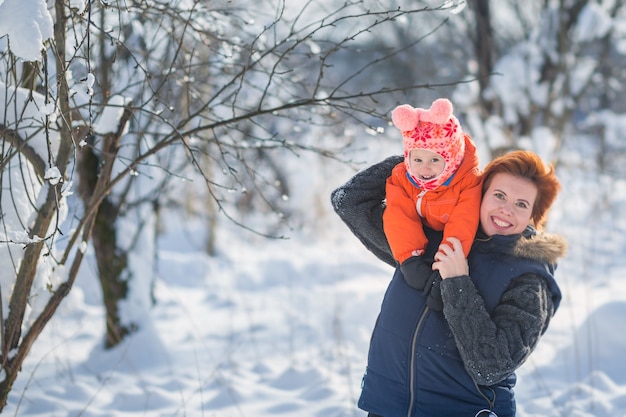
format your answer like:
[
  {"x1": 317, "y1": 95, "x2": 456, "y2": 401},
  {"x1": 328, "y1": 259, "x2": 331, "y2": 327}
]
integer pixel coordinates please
[
  {"x1": 330, "y1": 156, "x2": 402, "y2": 268},
  {"x1": 441, "y1": 273, "x2": 554, "y2": 386}
]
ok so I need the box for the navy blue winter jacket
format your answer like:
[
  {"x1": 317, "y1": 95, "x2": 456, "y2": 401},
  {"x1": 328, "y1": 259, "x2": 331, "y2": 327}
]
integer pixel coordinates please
[
  {"x1": 331, "y1": 156, "x2": 567, "y2": 417},
  {"x1": 358, "y1": 229, "x2": 562, "y2": 417}
]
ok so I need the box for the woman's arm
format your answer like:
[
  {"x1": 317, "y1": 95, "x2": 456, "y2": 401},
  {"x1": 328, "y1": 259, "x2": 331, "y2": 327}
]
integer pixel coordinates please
[
  {"x1": 441, "y1": 273, "x2": 554, "y2": 386},
  {"x1": 330, "y1": 156, "x2": 402, "y2": 267}
]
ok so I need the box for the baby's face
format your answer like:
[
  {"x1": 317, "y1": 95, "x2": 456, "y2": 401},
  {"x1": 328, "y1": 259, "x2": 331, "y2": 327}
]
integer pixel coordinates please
[{"x1": 408, "y1": 149, "x2": 445, "y2": 181}]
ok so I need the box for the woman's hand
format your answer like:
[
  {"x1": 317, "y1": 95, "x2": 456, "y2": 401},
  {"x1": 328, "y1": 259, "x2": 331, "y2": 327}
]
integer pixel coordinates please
[{"x1": 433, "y1": 237, "x2": 469, "y2": 279}]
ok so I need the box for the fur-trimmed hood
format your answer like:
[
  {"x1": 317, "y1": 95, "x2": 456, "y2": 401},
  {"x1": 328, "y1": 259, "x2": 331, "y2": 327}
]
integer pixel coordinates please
[
  {"x1": 514, "y1": 230, "x2": 568, "y2": 265},
  {"x1": 473, "y1": 226, "x2": 568, "y2": 267}
]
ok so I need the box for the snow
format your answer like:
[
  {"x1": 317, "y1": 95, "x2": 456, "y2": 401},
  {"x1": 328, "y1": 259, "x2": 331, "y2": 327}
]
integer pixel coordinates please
[
  {"x1": 93, "y1": 95, "x2": 132, "y2": 135},
  {"x1": 0, "y1": 0, "x2": 53, "y2": 61},
  {"x1": 5, "y1": 217, "x2": 391, "y2": 417},
  {"x1": 3, "y1": 1, "x2": 626, "y2": 417},
  {"x1": 572, "y1": 3, "x2": 613, "y2": 43},
  {"x1": 4, "y1": 201, "x2": 626, "y2": 417}
]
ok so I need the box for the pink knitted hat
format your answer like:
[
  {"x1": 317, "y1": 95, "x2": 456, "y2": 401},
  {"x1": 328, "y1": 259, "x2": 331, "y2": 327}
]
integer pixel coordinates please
[{"x1": 391, "y1": 98, "x2": 465, "y2": 190}]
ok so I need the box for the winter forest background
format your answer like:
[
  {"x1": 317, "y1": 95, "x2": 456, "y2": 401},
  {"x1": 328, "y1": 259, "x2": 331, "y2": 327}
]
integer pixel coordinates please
[{"x1": 2, "y1": 0, "x2": 626, "y2": 416}]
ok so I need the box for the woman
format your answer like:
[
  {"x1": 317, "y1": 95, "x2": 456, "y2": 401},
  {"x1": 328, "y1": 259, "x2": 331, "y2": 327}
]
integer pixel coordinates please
[{"x1": 330, "y1": 150, "x2": 567, "y2": 417}]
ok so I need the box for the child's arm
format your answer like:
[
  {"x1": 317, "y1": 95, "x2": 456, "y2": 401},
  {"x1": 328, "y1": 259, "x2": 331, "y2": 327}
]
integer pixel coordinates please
[
  {"x1": 383, "y1": 167, "x2": 429, "y2": 263},
  {"x1": 439, "y1": 173, "x2": 483, "y2": 256}
]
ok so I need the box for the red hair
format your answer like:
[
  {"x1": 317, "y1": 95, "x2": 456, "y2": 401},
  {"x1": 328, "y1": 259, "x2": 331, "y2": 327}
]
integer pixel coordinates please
[{"x1": 482, "y1": 150, "x2": 560, "y2": 229}]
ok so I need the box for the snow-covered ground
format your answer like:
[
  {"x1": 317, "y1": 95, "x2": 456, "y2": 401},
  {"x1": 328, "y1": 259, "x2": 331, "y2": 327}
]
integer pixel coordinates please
[
  {"x1": 5, "y1": 213, "x2": 389, "y2": 417},
  {"x1": 6, "y1": 187, "x2": 626, "y2": 417}
]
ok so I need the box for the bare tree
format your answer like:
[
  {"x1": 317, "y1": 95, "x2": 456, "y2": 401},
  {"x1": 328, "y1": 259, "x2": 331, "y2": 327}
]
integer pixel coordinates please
[
  {"x1": 0, "y1": 0, "x2": 468, "y2": 408},
  {"x1": 467, "y1": 0, "x2": 626, "y2": 164}
]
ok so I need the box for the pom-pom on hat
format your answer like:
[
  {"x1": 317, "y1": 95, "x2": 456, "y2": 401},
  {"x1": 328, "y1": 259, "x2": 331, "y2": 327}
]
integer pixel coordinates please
[{"x1": 391, "y1": 98, "x2": 465, "y2": 190}]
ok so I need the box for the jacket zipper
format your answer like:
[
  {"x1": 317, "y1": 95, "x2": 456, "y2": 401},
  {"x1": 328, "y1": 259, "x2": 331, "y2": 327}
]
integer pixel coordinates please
[
  {"x1": 406, "y1": 306, "x2": 430, "y2": 417},
  {"x1": 415, "y1": 190, "x2": 427, "y2": 218},
  {"x1": 474, "y1": 381, "x2": 496, "y2": 413}
]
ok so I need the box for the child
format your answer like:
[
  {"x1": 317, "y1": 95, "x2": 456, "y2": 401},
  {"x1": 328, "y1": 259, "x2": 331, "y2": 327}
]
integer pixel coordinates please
[{"x1": 383, "y1": 98, "x2": 482, "y2": 271}]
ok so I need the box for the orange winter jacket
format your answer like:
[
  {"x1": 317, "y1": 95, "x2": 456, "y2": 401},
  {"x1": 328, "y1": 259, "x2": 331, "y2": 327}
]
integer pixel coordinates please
[{"x1": 383, "y1": 134, "x2": 482, "y2": 264}]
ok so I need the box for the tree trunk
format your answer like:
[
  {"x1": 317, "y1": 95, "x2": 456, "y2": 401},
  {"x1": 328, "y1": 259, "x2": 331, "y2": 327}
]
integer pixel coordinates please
[
  {"x1": 77, "y1": 136, "x2": 134, "y2": 348},
  {"x1": 470, "y1": 0, "x2": 494, "y2": 115}
]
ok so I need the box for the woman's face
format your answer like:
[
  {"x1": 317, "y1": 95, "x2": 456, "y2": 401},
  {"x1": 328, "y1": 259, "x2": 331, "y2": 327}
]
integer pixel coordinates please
[{"x1": 480, "y1": 172, "x2": 538, "y2": 236}]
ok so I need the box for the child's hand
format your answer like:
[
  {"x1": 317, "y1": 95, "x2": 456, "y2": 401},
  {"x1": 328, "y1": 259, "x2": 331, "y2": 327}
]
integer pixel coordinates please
[{"x1": 433, "y1": 237, "x2": 469, "y2": 279}]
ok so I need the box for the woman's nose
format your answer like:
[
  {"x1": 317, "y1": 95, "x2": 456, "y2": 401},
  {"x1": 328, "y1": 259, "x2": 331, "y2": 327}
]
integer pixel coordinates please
[{"x1": 499, "y1": 202, "x2": 514, "y2": 214}]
